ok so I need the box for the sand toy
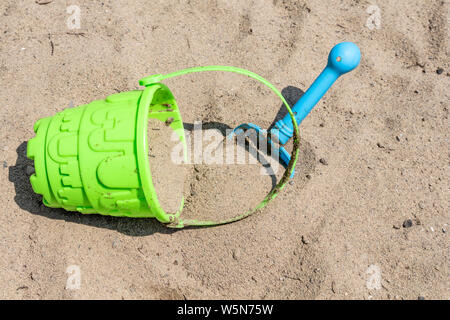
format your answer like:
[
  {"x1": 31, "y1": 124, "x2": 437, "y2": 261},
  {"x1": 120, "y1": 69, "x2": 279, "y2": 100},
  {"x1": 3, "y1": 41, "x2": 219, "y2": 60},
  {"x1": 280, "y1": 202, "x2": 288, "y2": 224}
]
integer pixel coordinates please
[
  {"x1": 27, "y1": 42, "x2": 360, "y2": 228},
  {"x1": 229, "y1": 42, "x2": 361, "y2": 171}
]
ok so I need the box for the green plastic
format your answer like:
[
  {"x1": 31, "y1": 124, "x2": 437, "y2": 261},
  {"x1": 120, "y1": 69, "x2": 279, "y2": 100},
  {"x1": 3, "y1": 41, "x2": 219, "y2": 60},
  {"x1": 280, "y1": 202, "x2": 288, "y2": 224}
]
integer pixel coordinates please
[
  {"x1": 27, "y1": 83, "x2": 186, "y2": 223},
  {"x1": 27, "y1": 66, "x2": 300, "y2": 228}
]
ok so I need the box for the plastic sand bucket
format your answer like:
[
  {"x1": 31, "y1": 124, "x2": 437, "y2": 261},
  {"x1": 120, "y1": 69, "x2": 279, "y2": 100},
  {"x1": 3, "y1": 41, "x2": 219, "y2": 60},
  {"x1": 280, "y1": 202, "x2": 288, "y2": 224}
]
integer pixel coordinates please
[
  {"x1": 27, "y1": 67, "x2": 299, "y2": 228},
  {"x1": 27, "y1": 83, "x2": 186, "y2": 224},
  {"x1": 27, "y1": 42, "x2": 360, "y2": 228}
]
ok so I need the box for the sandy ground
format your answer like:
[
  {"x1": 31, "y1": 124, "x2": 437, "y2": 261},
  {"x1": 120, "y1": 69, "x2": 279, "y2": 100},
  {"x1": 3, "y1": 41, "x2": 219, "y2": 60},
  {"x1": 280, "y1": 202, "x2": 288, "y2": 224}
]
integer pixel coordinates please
[{"x1": 0, "y1": 0, "x2": 449, "y2": 299}]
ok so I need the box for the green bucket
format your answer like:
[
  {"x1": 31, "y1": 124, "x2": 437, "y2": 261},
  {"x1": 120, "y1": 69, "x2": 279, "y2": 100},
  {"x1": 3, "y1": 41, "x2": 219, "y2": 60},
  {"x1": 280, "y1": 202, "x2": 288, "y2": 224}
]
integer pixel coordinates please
[{"x1": 27, "y1": 66, "x2": 300, "y2": 228}]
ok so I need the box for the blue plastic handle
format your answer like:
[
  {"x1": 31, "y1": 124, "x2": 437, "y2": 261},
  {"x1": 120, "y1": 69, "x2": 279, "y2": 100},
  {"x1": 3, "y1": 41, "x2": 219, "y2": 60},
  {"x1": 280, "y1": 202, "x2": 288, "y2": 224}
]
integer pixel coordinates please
[{"x1": 271, "y1": 42, "x2": 361, "y2": 145}]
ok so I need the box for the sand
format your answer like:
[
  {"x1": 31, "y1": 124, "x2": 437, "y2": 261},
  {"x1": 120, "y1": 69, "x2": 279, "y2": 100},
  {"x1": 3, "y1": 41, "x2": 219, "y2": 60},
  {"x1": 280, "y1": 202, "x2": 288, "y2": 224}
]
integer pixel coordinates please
[
  {"x1": 180, "y1": 131, "x2": 282, "y2": 223},
  {"x1": 1, "y1": 0, "x2": 449, "y2": 299},
  {"x1": 150, "y1": 119, "x2": 282, "y2": 223},
  {"x1": 148, "y1": 118, "x2": 186, "y2": 214}
]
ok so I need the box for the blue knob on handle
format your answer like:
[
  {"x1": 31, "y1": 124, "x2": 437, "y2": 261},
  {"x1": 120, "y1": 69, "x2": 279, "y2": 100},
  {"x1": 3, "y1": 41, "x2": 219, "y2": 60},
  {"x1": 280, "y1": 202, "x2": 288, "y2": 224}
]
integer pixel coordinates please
[{"x1": 271, "y1": 42, "x2": 361, "y2": 145}]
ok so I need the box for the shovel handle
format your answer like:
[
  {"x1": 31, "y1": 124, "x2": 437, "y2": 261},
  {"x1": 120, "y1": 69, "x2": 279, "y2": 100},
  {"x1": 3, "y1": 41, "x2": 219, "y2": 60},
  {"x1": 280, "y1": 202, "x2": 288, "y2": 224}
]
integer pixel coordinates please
[{"x1": 271, "y1": 42, "x2": 361, "y2": 145}]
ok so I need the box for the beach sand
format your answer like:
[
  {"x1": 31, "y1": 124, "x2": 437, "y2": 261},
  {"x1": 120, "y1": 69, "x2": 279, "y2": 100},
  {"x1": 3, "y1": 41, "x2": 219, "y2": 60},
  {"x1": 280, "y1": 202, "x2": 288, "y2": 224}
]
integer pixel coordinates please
[{"x1": 0, "y1": 0, "x2": 448, "y2": 299}]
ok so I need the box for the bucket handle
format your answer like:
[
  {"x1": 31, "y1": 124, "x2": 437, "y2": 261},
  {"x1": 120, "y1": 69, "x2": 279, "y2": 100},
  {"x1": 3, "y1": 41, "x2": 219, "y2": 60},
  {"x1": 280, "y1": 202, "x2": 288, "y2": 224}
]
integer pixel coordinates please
[{"x1": 139, "y1": 66, "x2": 300, "y2": 228}]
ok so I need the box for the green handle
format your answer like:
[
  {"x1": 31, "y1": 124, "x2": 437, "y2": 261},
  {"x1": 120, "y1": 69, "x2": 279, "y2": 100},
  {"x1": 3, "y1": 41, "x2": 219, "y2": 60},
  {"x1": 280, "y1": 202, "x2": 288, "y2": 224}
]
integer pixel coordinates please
[{"x1": 140, "y1": 66, "x2": 300, "y2": 228}]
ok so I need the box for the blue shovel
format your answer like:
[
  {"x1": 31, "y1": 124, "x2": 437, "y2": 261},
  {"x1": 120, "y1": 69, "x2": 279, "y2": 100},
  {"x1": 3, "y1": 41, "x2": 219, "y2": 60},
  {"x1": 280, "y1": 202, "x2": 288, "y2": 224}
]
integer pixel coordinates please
[{"x1": 229, "y1": 42, "x2": 361, "y2": 175}]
